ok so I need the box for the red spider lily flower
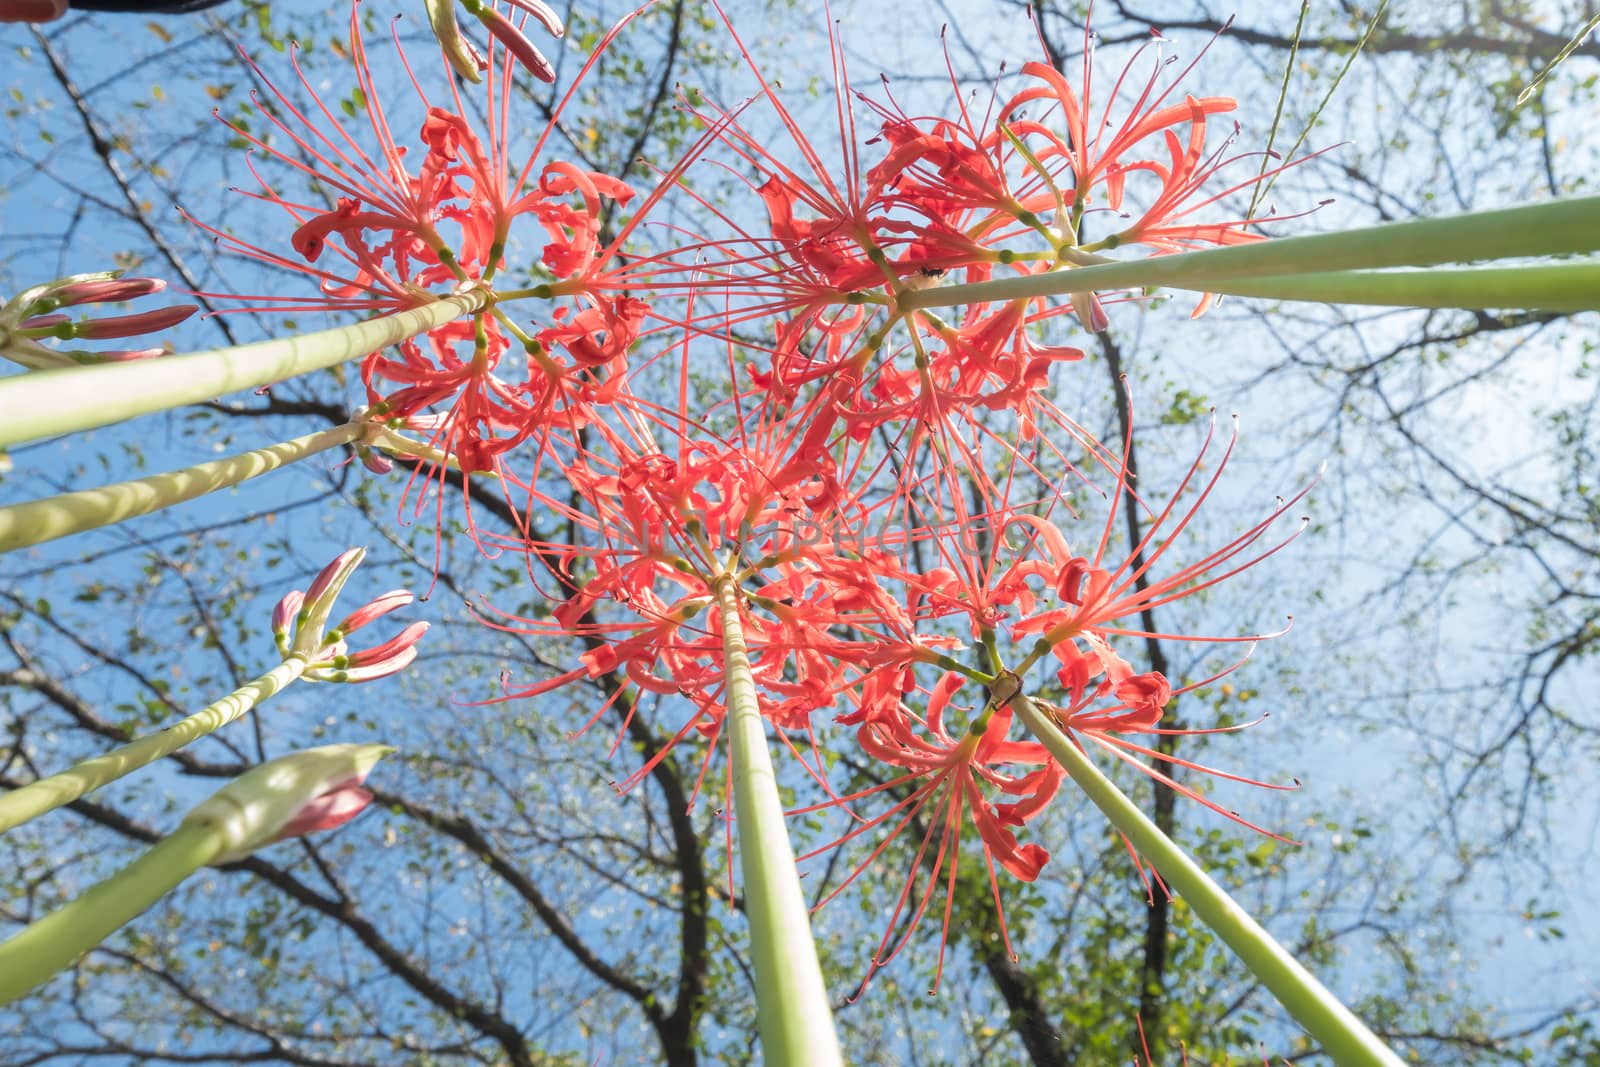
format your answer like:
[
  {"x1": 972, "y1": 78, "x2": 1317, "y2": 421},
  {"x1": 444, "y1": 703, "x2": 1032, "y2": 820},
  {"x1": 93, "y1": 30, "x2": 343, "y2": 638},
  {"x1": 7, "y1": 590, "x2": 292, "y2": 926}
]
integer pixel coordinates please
[
  {"x1": 677, "y1": 11, "x2": 1136, "y2": 477},
  {"x1": 187, "y1": 1, "x2": 726, "y2": 561},
  {"x1": 187, "y1": 1, "x2": 671, "y2": 370},
  {"x1": 794, "y1": 669, "x2": 1060, "y2": 993},
  {"x1": 468, "y1": 392, "x2": 961, "y2": 816},
  {"x1": 1056, "y1": 683, "x2": 1297, "y2": 850},
  {"x1": 844, "y1": 289, "x2": 1086, "y2": 438},
  {"x1": 488, "y1": 437, "x2": 886, "y2": 720},
  {"x1": 999, "y1": 47, "x2": 1237, "y2": 234},
  {"x1": 907, "y1": 16, "x2": 1324, "y2": 320},
  {"x1": 673, "y1": 7, "x2": 1032, "y2": 366}
]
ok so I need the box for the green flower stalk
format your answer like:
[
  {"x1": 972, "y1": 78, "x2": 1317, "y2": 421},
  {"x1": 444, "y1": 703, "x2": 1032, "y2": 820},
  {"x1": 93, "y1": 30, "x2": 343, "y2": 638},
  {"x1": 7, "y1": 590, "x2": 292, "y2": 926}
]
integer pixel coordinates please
[
  {"x1": 714, "y1": 576, "x2": 844, "y2": 1067},
  {"x1": 0, "y1": 422, "x2": 362, "y2": 554},
  {"x1": 0, "y1": 657, "x2": 310, "y2": 836},
  {"x1": 897, "y1": 196, "x2": 1600, "y2": 314},
  {"x1": 1140, "y1": 261, "x2": 1600, "y2": 313},
  {"x1": 0, "y1": 291, "x2": 485, "y2": 449},
  {"x1": 1008, "y1": 692, "x2": 1404, "y2": 1067},
  {"x1": 0, "y1": 548, "x2": 423, "y2": 834},
  {"x1": 0, "y1": 743, "x2": 393, "y2": 1006}
]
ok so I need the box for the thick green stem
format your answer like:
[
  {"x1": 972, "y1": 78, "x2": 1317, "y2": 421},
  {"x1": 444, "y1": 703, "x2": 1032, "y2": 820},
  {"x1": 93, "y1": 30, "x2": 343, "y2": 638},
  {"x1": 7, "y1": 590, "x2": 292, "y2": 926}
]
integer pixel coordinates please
[
  {"x1": 1009, "y1": 693, "x2": 1404, "y2": 1067},
  {"x1": 0, "y1": 820, "x2": 227, "y2": 1005},
  {"x1": 0, "y1": 293, "x2": 484, "y2": 449},
  {"x1": 898, "y1": 196, "x2": 1600, "y2": 311},
  {"x1": 1152, "y1": 261, "x2": 1600, "y2": 312},
  {"x1": 713, "y1": 576, "x2": 843, "y2": 1067},
  {"x1": 0, "y1": 656, "x2": 309, "y2": 835},
  {"x1": 0, "y1": 424, "x2": 361, "y2": 554}
]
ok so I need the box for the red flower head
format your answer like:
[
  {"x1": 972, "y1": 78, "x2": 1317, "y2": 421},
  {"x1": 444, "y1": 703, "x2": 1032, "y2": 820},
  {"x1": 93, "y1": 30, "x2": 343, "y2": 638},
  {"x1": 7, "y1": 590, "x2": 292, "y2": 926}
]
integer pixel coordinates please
[
  {"x1": 795, "y1": 669, "x2": 1060, "y2": 992},
  {"x1": 187, "y1": 1, "x2": 695, "y2": 510}
]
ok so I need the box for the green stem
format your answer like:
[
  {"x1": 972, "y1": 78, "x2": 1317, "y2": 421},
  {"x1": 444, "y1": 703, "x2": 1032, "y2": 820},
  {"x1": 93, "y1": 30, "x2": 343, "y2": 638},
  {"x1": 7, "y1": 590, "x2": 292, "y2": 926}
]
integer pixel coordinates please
[
  {"x1": 0, "y1": 293, "x2": 485, "y2": 449},
  {"x1": 0, "y1": 424, "x2": 361, "y2": 554},
  {"x1": 0, "y1": 656, "x2": 309, "y2": 835},
  {"x1": 1009, "y1": 693, "x2": 1404, "y2": 1067},
  {"x1": 1156, "y1": 261, "x2": 1600, "y2": 313},
  {"x1": 898, "y1": 196, "x2": 1600, "y2": 311},
  {"x1": 0, "y1": 820, "x2": 227, "y2": 1005},
  {"x1": 713, "y1": 576, "x2": 843, "y2": 1067}
]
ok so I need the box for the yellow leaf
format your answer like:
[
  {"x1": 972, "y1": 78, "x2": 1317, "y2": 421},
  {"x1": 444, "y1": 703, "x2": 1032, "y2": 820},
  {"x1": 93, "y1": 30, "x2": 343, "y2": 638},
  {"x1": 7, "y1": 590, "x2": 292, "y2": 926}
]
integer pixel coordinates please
[{"x1": 145, "y1": 21, "x2": 171, "y2": 43}]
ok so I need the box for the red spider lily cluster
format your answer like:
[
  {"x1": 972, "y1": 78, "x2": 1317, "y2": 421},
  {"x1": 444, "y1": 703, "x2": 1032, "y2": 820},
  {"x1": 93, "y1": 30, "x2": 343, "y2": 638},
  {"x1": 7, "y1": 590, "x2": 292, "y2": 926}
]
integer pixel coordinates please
[{"x1": 201, "y1": 1, "x2": 1315, "y2": 986}]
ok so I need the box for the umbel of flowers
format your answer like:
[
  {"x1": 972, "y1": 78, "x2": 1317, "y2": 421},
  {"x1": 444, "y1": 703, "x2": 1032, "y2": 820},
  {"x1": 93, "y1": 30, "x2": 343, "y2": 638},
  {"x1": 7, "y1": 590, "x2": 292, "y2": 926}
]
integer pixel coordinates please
[{"x1": 1, "y1": 2, "x2": 1597, "y2": 1065}]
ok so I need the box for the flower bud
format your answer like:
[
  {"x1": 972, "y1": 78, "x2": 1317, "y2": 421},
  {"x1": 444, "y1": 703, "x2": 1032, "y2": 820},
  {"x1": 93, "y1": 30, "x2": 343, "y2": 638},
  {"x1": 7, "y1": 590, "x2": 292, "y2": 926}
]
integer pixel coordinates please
[
  {"x1": 0, "y1": 0, "x2": 68, "y2": 24},
  {"x1": 271, "y1": 783, "x2": 374, "y2": 840},
  {"x1": 1069, "y1": 290, "x2": 1109, "y2": 333},
  {"x1": 183, "y1": 743, "x2": 393, "y2": 866},
  {"x1": 345, "y1": 621, "x2": 429, "y2": 669},
  {"x1": 293, "y1": 548, "x2": 366, "y2": 655},
  {"x1": 65, "y1": 304, "x2": 197, "y2": 340},
  {"x1": 332, "y1": 590, "x2": 414, "y2": 637},
  {"x1": 330, "y1": 645, "x2": 420, "y2": 683},
  {"x1": 505, "y1": 0, "x2": 563, "y2": 37},
  {"x1": 474, "y1": 5, "x2": 556, "y2": 83},
  {"x1": 51, "y1": 276, "x2": 168, "y2": 306},
  {"x1": 272, "y1": 590, "x2": 305, "y2": 655},
  {"x1": 356, "y1": 444, "x2": 396, "y2": 474}
]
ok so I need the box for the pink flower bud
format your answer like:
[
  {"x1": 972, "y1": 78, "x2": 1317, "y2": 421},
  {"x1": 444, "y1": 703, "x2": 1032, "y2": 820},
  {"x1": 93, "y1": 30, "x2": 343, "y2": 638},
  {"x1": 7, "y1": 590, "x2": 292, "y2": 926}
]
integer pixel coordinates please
[
  {"x1": 271, "y1": 785, "x2": 375, "y2": 841},
  {"x1": 272, "y1": 591, "x2": 305, "y2": 636},
  {"x1": 52, "y1": 276, "x2": 168, "y2": 307},
  {"x1": 75, "y1": 346, "x2": 172, "y2": 363},
  {"x1": 334, "y1": 590, "x2": 414, "y2": 636},
  {"x1": 19, "y1": 313, "x2": 69, "y2": 332},
  {"x1": 70, "y1": 304, "x2": 197, "y2": 340},
  {"x1": 304, "y1": 548, "x2": 365, "y2": 607},
  {"x1": 505, "y1": 0, "x2": 563, "y2": 37},
  {"x1": 1070, "y1": 291, "x2": 1109, "y2": 333},
  {"x1": 346, "y1": 621, "x2": 429, "y2": 668},
  {"x1": 276, "y1": 548, "x2": 370, "y2": 661},
  {"x1": 357, "y1": 446, "x2": 395, "y2": 475},
  {"x1": 186, "y1": 744, "x2": 392, "y2": 864},
  {"x1": 335, "y1": 647, "x2": 419, "y2": 683},
  {"x1": 477, "y1": 7, "x2": 556, "y2": 82},
  {"x1": 0, "y1": 0, "x2": 68, "y2": 23},
  {"x1": 284, "y1": 553, "x2": 426, "y2": 683}
]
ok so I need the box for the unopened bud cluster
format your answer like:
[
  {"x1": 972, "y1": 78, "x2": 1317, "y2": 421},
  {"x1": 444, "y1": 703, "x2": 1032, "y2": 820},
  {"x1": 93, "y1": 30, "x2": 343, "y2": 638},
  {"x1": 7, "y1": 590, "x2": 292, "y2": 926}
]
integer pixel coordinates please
[
  {"x1": 272, "y1": 548, "x2": 428, "y2": 682},
  {"x1": 0, "y1": 271, "x2": 196, "y2": 370}
]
